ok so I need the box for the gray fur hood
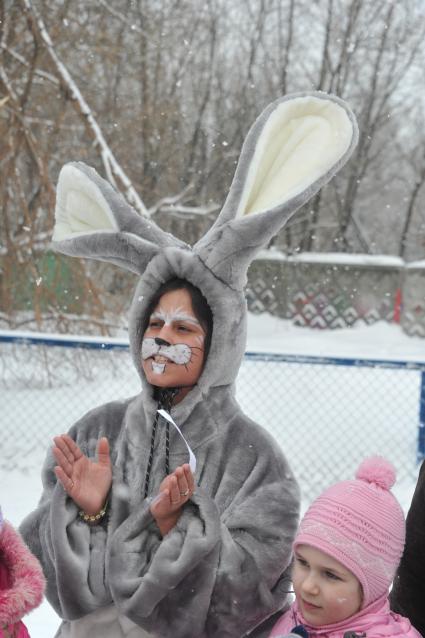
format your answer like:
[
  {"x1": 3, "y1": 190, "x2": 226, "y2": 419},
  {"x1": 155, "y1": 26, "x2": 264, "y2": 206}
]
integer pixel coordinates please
[{"x1": 52, "y1": 92, "x2": 358, "y2": 422}]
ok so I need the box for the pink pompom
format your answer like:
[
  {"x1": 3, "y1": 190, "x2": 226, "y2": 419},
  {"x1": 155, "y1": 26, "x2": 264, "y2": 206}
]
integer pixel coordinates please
[{"x1": 355, "y1": 456, "x2": 396, "y2": 490}]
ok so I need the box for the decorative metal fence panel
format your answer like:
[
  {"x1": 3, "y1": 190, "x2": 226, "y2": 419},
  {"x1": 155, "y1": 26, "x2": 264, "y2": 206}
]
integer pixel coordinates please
[
  {"x1": 401, "y1": 262, "x2": 425, "y2": 338},
  {"x1": 2, "y1": 332, "x2": 424, "y2": 501},
  {"x1": 3, "y1": 252, "x2": 425, "y2": 338},
  {"x1": 154, "y1": 211, "x2": 425, "y2": 337},
  {"x1": 246, "y1": 253, "x2": 425, "y2": 338}
]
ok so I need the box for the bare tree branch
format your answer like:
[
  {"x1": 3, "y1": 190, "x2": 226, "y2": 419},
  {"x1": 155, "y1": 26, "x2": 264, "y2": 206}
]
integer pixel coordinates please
[
  {"x1": 279, "y1": 0, "x2": 295, "y2": 94},
  {"x1": 0, "y1": 44, "x2": 60, "y2": 85},
  {"x1": 22, "y1": 0, "x2": 150, "y2": 217}
]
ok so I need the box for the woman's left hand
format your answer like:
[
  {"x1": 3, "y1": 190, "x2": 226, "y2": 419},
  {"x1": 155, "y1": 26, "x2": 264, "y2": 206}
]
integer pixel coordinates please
[{"x1": 150, "y1": 464, "x2": 195, "y2": 536}]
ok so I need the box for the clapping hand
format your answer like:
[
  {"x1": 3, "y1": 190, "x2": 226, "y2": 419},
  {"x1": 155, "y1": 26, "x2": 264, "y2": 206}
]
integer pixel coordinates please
[
  {"x1": 53, "y1": 434, "x2": 112, "y2": 516},
  {"x1": 150, "y1": 463, "x2": 195, "y2": 536}
]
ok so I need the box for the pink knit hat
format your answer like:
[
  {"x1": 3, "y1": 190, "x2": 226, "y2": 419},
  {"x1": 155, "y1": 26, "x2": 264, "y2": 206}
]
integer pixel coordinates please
[{"x1": 294, "y1": 457, "x2": 405, "y2": 607}]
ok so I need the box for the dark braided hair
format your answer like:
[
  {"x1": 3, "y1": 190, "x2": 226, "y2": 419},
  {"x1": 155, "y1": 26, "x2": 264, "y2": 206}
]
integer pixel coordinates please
[
  {"x1": 143, "y1": 387, "x2": 179, "y2": 497},
  {"x1": 142, "y1": 279, "x2": 213, "y2": 496}
]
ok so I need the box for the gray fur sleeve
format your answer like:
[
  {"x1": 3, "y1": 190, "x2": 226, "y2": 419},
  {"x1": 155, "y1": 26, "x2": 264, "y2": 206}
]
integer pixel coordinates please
[
  {"x1": 18, "y1": 400, "x2": 144, "y2": 620},
  {"x1": 19, "y1": 444, "x2": 114, "y2": 619},
  {"x1": 109, "y1": 446, "x2": 300, "y2": 638},
  {"x1": 20, "y1": 454, "x2": 111, "y2": 620}
]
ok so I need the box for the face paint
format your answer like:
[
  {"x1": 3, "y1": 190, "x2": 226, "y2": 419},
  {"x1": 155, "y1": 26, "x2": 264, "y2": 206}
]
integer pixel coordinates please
[
  {"x1": 142, "y1": 289, "x2": 207, "y2": 391},
  {"x1": 152, "y1": 360, "x2": 166, "y2": 375},
  {"x1": 150, "y1": 307, "x2": 202, "y2": 330},
  {"x1": 142, "y1": 339, "x2": 193, "y2": 371}
]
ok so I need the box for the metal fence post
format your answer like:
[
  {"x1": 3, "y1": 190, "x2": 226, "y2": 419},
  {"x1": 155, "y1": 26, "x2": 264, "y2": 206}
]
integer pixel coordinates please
[{"x1": 418, "y1": 371, "x2": 425, "y2": 463}]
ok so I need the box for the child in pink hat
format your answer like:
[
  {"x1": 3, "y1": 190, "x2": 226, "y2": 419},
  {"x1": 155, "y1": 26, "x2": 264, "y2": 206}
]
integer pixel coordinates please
[
  {"x1": 268, "y1": 457, "x2": 422, "y2": 638},
  {"x1": 0, "y1": 507, "x2": 45, "y2": 638}
]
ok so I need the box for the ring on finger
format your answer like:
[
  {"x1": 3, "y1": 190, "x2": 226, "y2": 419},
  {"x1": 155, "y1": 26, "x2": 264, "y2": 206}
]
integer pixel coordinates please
[{"x1": 180, "y1": 489, "x2": 189, "y2": 497}]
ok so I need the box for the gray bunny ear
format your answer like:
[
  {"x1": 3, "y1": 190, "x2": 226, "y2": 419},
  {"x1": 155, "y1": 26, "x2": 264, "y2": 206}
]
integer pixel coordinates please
[
  {"x1": 195, "y1": 92, "x2": 358, "y2": 289},
  {"x1": 52, "y1": 162, "x2": 183, "y2": 275}
]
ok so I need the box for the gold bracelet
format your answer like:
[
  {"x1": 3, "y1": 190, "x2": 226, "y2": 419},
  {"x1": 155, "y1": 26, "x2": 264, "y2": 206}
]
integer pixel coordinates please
[{"x1": 78, "y1": 501, "x2": 108, "y2": 525}]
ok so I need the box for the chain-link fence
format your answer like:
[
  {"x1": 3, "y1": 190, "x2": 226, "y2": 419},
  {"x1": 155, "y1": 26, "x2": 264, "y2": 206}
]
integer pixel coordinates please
[{"x1": 2, "y1": 331, "x2": 424, "y2": 500}]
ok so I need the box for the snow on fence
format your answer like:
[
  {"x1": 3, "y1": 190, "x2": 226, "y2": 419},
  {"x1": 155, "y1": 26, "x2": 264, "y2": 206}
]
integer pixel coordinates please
[
  {"x1": 246, "y1": 252, "x2": 425, "y2": 338},
  {"x1": 1, "y1": 330, "x2": 425, "y2": 500}
]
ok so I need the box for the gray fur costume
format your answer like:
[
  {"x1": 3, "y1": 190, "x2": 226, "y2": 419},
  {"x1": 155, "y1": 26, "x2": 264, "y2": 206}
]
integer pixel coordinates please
[{"x1": 20, "y1": 93, "x2": 358, "y2": 638}]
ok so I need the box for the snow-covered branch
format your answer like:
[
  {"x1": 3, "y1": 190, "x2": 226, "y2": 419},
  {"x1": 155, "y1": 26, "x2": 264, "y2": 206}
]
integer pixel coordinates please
[
  {"x1": 148, "y1": 182, "x2": 194, "y2": 215},
  {"x1": 22, "y1": 0, "x2": 150, "y2": 218},
  {"x1": 154, "y1": 203, "x2": 220, "y2": 218}
]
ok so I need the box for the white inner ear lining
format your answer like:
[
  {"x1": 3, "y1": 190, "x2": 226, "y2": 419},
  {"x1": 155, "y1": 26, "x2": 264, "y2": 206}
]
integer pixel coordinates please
[
  {"x1": 53, "y1": 167, "x2": 118, "y2": 241},
  {"x1": 237, "y1": 98, "x2": 353, "y2": 217}
]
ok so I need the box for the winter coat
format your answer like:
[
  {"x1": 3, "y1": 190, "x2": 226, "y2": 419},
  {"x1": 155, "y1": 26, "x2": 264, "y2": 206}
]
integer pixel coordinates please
[
  {"x1": 390, "y1": 460, "x2": 425, "y2": 636},
  {"x1": 0, "y1": 522, "x2": 45, "y2": 638},
  {"x1": 23, "y1": 391, "x2": 300, "y2": 638},
  {"x1": 0, "y1": 620, "x2": 29, "y2": 638},
  {"x1": 269, "y1": 596, "x2": 422, "y2": 638},
  {"x1": 20, "y1": 92, "x2": 358, "y2": 638}
]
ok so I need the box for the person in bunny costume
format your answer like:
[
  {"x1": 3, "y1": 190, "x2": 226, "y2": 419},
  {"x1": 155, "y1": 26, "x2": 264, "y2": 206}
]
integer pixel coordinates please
[
  {"x1": 0, "y1": 507, "x2": 45, "y2": 637},
  {"x1": 20, "y1": 92, "x2": 358, "y2": 638}
]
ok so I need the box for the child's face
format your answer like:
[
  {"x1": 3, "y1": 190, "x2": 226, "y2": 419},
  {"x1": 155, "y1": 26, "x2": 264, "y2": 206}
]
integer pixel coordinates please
[
  {"x1": 292, "y1": 544, "x2": 362, "y2": 626},
  {"x1": 142, "y1": 288, "x2": 206, "y2": 390}
]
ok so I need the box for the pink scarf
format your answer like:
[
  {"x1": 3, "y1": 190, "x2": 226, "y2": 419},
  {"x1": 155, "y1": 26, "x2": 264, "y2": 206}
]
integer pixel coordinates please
[
  {"x1": 269, "y1": 595, "x2": 421, "y2": 638},
  {"x1": 0, "y1": 621, "x2": 30, "y2": 638}
]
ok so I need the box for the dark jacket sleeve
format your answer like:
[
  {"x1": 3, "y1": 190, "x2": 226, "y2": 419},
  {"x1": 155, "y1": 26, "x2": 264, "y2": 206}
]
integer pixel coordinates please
[{"x1": 390, "y1": 460, "x2": 425, "y2": 635}]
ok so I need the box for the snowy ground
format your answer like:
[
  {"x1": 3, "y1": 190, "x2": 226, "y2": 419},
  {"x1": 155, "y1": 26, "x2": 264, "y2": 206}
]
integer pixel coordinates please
[{"x1": 3, "y1": 315, "x2": 425, "y2": 636}]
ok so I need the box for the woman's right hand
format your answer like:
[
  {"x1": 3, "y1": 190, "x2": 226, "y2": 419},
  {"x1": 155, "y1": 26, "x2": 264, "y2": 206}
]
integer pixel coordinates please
[
  {"x1": 150, "y1": 464, "x2": 195, "y2": 536},
  {"x1": 53, "y1": 434, "x2": 112, "y2": 515}
]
